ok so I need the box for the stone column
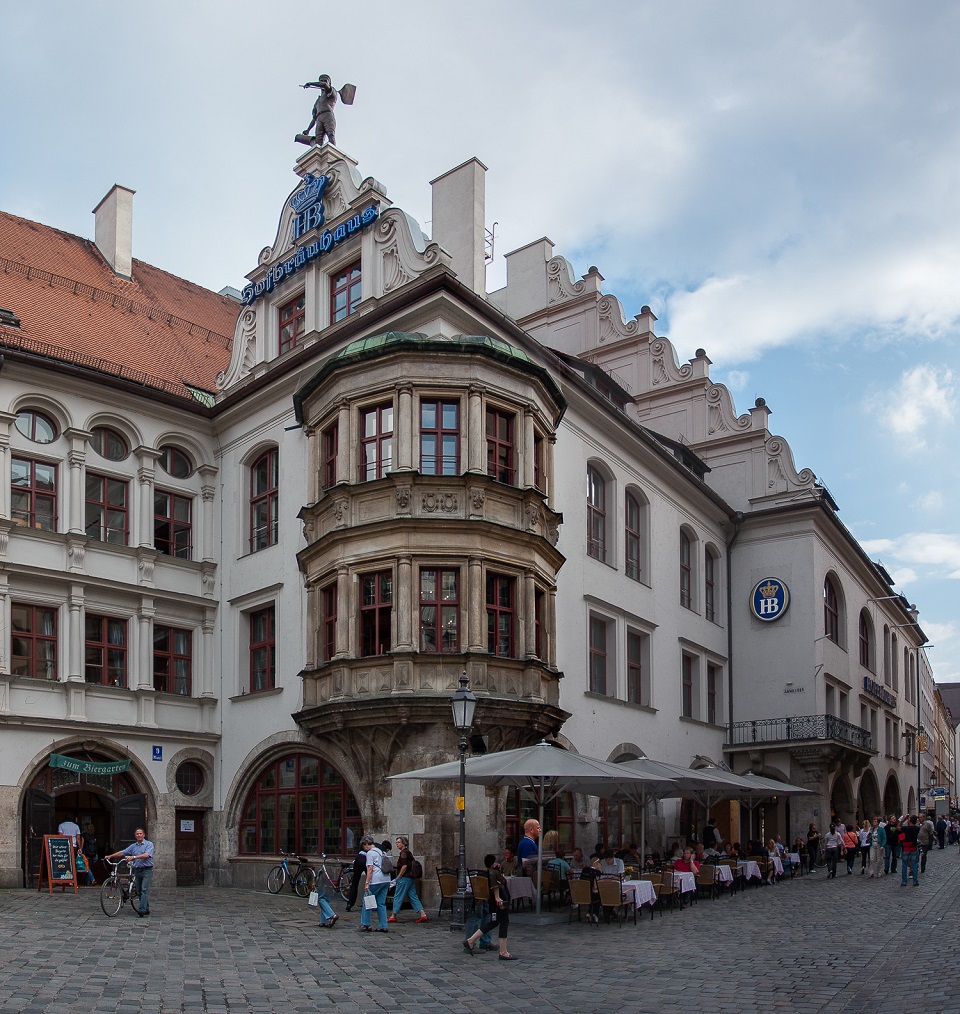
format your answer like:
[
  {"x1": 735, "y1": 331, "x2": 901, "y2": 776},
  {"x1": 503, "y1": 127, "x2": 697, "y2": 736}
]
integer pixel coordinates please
[
  {"x1": 337, "y1": 402, "x2": 350, "y2": 485},
  {"x1": 137, "y1": 599, "x2": 155, "y2": 690},
  {"x1": 0, "y1": 414, "x2": 13, "y2": 518},
  {"x1": 136, "y1": 451, "x2": 158, "y2": 549},
  {"x1": 67, "y1": 446, "x2": 85, "y2": 534},
  {"x1": 335, "y1": 566, "x2": 350, "y2": 658},
  {"x1": 197, "y1": 465, "x2": 217, "y2": 564},
  {"x1": 467, "y1": 387, "x2": 484, "y2": 474},
  {"x1": 396, "y1": 555, "x2": 413, "y2": 650},
  {"x1": 548, "y1": 587, "x2": 558, "y2": 668},
  {"x1": 201, "y1": 608, "x2": 216, "y2": 698},
  {"x1": 467, "y1": 556, "x2": 484, "y2": 651},
  {"x1": 396, "y1": 386, "x2": 414, "y2": 472},
  {"x1": 522, "y1": 410, "x2": 535, "y2": 489},
  {"x1": 67, "y1": 585, "x2": 84, "y2": 682},
  {"x1": 523, "y1": 570, "x2": 537, "y2": 658}
]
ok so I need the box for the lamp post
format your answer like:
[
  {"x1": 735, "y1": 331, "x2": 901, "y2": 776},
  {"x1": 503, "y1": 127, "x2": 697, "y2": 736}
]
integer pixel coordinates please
[{"x1": 450, "y1": 670, "x2": 476, "y2": 932}]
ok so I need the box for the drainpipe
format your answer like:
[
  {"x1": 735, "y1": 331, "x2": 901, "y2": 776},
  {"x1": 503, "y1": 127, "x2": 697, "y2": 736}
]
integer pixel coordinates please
[{"x1": 725, "y1": 512, "x2": 743, "y2": 741}]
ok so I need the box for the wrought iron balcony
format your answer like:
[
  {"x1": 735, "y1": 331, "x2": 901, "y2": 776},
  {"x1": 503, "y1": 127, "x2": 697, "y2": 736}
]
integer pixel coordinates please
[{"x1": 727, "y1": 714, "x2": 873, "y2": 752}]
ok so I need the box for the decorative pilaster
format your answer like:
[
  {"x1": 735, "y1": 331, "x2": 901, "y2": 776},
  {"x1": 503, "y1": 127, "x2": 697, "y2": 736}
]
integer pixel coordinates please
[
  {"x1": 201, "y1": 608, "x2": 216, "y2": 698},
  {"x1": 467, "y1": 387, "x2": 484, "y2": 473},
  {"x1": 198, "y1": 465, "x2": 218, "y2": 564},
  {"x1": 67, "y1": 585, "x2": 84, "y2": 682},
  {"x1": 396, "y1": 385, "x2": 414, "y2": 471},
  {"x1": 523, "y1": 570, "x2": 537, "y2": 658},
  {"x1": 467, "y1": 556, "x2": 484, "y2": 651},
  {"x1": 137, "y1": 599, "x2": 155, "y2": 691},
  {"x1": 66, "y1": 445, "x2": 86, "y2": 534},
  {"x1": 396, "y1": 555, "x2": 413, "y2": 650}
]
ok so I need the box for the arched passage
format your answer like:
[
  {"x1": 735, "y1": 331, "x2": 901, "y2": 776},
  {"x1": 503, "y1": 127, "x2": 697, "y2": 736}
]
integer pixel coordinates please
[
  {"x1": 883, "y1": 775, "x2": 902, "y2": 817},
  {"x1": 858, "y1": 769, "x2": 881, "y2": 819}
]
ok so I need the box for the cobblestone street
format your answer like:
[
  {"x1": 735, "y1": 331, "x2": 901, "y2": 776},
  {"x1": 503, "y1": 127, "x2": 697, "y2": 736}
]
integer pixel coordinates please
[{"x1": 2, "y1": 853, "x2": 959, "y2": 1014}]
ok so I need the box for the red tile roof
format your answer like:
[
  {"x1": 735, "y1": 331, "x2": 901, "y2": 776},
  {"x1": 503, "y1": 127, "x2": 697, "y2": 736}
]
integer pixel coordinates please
[{"x1": 0, "y1": 210, "x2": 237, "y2": 401}]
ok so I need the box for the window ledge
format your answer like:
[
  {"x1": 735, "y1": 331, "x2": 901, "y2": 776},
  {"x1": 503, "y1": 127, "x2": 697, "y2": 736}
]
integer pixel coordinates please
[
  {"x1": 230, "y1": 686, "x2": 283, "y2": 703},
  {"x1": 679, "y1": 715, "x2": 722, "y2": 730},
  {"x1": 583, "y1": 691, "x2": 656, "y2": 713}
]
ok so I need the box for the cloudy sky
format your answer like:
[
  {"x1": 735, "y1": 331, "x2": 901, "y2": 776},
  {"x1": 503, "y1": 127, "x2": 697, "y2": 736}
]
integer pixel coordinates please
[{"x1": 3, "y1": 2, "x2": 958, "y2": 679}]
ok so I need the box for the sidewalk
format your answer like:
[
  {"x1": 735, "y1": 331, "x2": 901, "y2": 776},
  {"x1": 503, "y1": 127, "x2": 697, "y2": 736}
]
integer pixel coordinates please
[{"x1": 2, "y1": 851, "x2": 960, "y2": 1013}]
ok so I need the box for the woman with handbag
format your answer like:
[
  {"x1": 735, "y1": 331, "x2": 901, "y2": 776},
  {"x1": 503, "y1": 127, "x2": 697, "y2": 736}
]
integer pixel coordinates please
[
  {"x1": 842, "y1": 825, "x2": 859, "y2": 874},
  {"x1": 358, "y1": 835, "x2": 391, "y2": 932},
  {"x1": 463, "y1": 854, "x2": 516, "y2": 960}
]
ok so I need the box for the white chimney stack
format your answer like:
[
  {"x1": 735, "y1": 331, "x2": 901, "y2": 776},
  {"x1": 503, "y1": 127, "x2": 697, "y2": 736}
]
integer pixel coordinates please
[
  {"x1": 430, "y1": 158, "x2": 487, "y2": 295},
  {"x1": 93, "y1": 184, "x2": 136, "y2": 278}
]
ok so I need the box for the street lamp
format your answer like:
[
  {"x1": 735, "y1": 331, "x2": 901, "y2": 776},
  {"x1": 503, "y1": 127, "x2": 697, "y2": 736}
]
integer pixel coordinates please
[{"x1": 450, "y1": 670, "x2": 476, "y2": 932}]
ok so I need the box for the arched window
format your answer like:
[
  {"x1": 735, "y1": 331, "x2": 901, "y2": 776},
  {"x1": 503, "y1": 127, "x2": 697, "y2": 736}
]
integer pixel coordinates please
[
  {"x1": 823, "y1": 575, "x2": 841, "y2": 644},
  {"x1": 238, "y1": 753, "x2": 362, "y2": 856},
  {"x1": 15, "y1": 409, "x2": 58, "y2": 444},
  {"x1": 90, "y1": 426, "x2": 129, "y2": 461},
  {"x1": 250, "y1": 448, "x2": 279, "y2": 552},
  {"x1": 858, "y1": 610, "x2": 874, "y2": 671},
  {"x1": 586, "y1": 465, "x2": 606, "y2": 561},
  {"x1": 158, "y1": 445, "x2": 193, "y2": 478},
  {"x1": 624, "y1": 491, "x2": 645, "y2": 581},
  {"x1": 704, "y1": 546, "x2": 719, "y2": 622},
  {"x1": 679, "y1": 529, "x2": 696, "y2": 610}
]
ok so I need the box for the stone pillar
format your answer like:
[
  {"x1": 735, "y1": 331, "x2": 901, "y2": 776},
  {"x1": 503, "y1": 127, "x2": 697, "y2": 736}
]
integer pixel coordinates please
[
  {"x1": 198, "y1": 465, "x2": 217, "y2": 564},
  {"x1": 201, "y1": 608, "x2": 216, "y2": 698},
  {"x1": 523, "y1": 570, "x2": 537, "y2": 658},
  {"x1": 337, "y1": 402, "x2": 350, "y2": 485},
  {"x1": 67, "y1": 446, "x2": 85, "y2": 534},
  {"x1": 522, "y1": 409, "x2": 535, "y2": 489},
  {"x1": 396, "y1": 386, "x2": 414, "y2": 472},
  {"x1": 335, "y1": 566, "x2": 351, "y2": 657},
  {"x1": 467, "y1": 387, "x2": 484, "y2": 474},
  {"x1": 136, "y1": 453, "x2": 157, "y2": 549},
  {"x1": 67, "y1": 585, "x2": 84, "y2": 681},
  {"x1": 0, "y1": 572, "x2": 10, "y2": 677},
  {"x1": 0, "y1": 414, "x2": 12, "y2": 518},
  {"x1": 467, "y1": 556, "x2": 484, "y2": 651},
  {"x1": 396, "y1": 555, "x2": 413, "y2": 650},
  {"x1": 548, "y1": 587, "x2": 558, "y2": 668},
  {"x1": 137, "y1": 599, "x2": 155, "y2": 690}
]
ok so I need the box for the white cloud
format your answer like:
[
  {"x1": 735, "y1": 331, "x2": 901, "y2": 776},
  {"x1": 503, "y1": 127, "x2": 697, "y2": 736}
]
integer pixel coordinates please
[
  {"x1": 865, "y1": 365, "x2": 955, "y2": 443},
  {"x1": 721, "y1": 370, "x2": 750, "y2": 392},
  {"x1": 913, "y1": 491, "x2": 944, "y2": 512},
  {"x1": 860, "y1": 532, "x2": 960, "y2": 578},
  {"x1": 890, "y1": 568, "x2": 918, "y2": 587}
]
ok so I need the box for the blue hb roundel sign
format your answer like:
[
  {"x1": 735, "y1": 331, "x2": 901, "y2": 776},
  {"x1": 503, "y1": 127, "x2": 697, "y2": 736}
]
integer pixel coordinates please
[{"x1": 750, "y1": 577, "x2": 790, "y2": 622}]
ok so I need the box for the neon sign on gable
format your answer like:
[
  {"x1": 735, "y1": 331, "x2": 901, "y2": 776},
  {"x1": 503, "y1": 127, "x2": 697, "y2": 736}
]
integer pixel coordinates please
[{"x1": 240, "y1": 172, "x2": 379, "y2": 306}]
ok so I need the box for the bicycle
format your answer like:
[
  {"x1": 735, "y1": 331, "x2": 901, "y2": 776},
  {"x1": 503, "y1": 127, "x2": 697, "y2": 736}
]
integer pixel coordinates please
[
  {"x1": 317, "y1": 853, "x2": 354, "y2": 903},
  {"x1": 266, "y1": 851, "x2": 317, "y2": 897},
  {"x1": 100, "y1": 857, "x2": 140, "y2": 916}
]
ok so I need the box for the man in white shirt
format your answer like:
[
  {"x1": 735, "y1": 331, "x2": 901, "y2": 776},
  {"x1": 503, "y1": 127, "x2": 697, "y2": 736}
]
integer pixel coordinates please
[{"x1": 57, "y1": 819, "x2": 81, "y2": 846}]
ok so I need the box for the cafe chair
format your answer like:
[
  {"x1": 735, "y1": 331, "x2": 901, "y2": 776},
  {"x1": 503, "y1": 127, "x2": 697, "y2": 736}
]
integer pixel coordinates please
[
  {"x1": 567, "y1": 875, "x2": 594, "y2": 925},
  {"x1": 657, "y1": 869, "x2": 680, "y2": 911},
  {"x1": 639, "y1": 872, "x2": 663, "y2": 918},
  {"x1": 468, "y1": 873, "x2": 490, "y2": 911},
  {"x1": 597, "y1": 875, "x2": 634, "y2": 926},
  {"x1": 436, "y1": 869, "x2": 458, "y2": 916},
  {"x1": 695, "y1": 863, "x2": 718, "y2": 901}
]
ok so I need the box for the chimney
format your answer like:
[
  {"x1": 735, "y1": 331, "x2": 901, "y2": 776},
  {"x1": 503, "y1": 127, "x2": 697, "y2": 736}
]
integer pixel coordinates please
[
  {"x1": 92, "y1": 185, "x2": 136, "y2": 278},
  {"x1": 430, "y1": 158, "x2": 487, "y2": 294}
]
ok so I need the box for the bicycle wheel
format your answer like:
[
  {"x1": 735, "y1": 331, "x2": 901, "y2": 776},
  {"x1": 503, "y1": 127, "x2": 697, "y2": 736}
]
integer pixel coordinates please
[
  {"x1": 266, "y1": 866, "x2": 286, "y2": 894},
  {"x1": 294, "y1": 868, "x2": 316, "y2": 898},
  {"x1": 339, "y1": 869, "x2": 353, "y2": 902},
  {"x1": 100, "y1": 878, "x2": 124, "y2": 917}
]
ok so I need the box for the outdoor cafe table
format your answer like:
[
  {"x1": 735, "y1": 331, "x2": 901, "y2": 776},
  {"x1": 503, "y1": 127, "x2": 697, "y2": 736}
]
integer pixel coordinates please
[
  {"x1": 713, "y1": 864, "x2": 733, "y2": 884},
  {"x1": 504, "y1": 876, "x2": 536, "y2": 903},
  {"x1": 672, "y1": 870, "x2": 697, "y2": 894},
  {"x1": 738, "y1": 860, "x2": 762, "y2": 881},
  {"x1": 771, "y1": 856, "x2": 784, "y2": 877},
  {"x1": 621, "y1": 879, "x2": 657, "y2": 909}
]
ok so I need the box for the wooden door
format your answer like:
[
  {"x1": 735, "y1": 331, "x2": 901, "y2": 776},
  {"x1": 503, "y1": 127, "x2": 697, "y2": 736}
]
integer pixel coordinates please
[
  {"x1": 175, "y1": 810, "x2": 204, "y2": 886},
  {"x1": 114, "y1": 793, "x2": 147, "y2": 850},
  {"x1": 24, "y1": 789, "x2": 55, "y2": 887}
]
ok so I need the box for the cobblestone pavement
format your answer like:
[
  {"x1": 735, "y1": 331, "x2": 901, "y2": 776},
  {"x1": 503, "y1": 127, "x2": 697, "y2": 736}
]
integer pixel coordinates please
[{"x1": 2, "y1": 851, "x2": 960, "y2": 1014}]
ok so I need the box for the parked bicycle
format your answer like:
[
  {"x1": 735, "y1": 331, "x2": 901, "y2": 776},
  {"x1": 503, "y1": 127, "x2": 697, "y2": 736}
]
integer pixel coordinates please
[
  {"x1": 317, "y1": 853, "x2": 354, "y2": 902},
  {"x1": 266, "y1": 851, "x2": 316, "y2": 897},
  {"x1": 100, "y1": 857, "x2": 139, "y2": 916}
]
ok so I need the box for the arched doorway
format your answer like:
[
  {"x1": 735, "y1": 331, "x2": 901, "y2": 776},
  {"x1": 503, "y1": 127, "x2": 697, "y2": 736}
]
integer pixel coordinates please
[
  {"x1": 830, "y1": 775, "x2": 854, "y2": 827},
  {"x1": 883, "y1": 775, "x2": 902, "y2": 817},
  {"x1": 857, "y1": 770, "x2": 881, "y2": 819},
  {"x1": 22, "y1": 748, "x2": 147, "y2": 888}
]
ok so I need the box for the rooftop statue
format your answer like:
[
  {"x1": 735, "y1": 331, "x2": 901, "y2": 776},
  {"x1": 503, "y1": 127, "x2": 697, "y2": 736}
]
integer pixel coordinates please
[{"x1": 295, "y1": 75, "x2": 356, "y2": 147}]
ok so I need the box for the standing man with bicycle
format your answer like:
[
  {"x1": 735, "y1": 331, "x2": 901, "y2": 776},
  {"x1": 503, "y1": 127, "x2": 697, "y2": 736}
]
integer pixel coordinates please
[{"x1": 106, "y1": 828, "x2": 154, "y2": 917}]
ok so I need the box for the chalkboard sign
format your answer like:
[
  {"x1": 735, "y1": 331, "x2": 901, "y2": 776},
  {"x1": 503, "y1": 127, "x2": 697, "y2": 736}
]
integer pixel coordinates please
[{"x1": 39, "y1": 835, "x2": 78, "y2": 894}]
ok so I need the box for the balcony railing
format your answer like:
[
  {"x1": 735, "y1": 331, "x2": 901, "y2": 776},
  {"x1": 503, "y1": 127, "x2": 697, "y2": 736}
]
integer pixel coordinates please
[{"x1": 727, "y1": 714, "x2": 873, "y2": 752}]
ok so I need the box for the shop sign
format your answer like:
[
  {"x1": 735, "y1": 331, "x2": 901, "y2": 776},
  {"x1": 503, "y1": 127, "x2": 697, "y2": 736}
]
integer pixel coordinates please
[
  {"x1": 49, "y1": 753, "x2": 131, "y2": 775},
  {"x1": 749, "y1": 577, "x2": 790, "y2": 622},
  {"x1": 240, "y1": 172, "x2": 379, "y2": 306},
  {"x1": 862, "y1": 675, "x2": 896, "y2": 708}
]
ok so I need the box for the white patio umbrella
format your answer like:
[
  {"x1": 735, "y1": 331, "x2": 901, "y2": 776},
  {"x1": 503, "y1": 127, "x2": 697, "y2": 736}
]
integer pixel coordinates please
[{"x1": 389, "y1": 740, "x2": 676, "y2": 915}]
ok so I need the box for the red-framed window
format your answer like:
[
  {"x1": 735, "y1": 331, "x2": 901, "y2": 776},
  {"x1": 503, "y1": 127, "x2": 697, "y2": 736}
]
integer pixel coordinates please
[
  {"x1": 11, "y1": 603, "x2": 57, "y2": 680},
  {"x1": 238, "y1": 753, "x2": 363, "y2": 856},
  {"x1": 360, "y1": 571, "x2": 392, "y2": 656},
  {"x1": 331, "y1": 262, "x2": 362, "y2": 323},
  {"x1": 15, "y1": 409, "x2": 58, "y2": 443},
  {"x1": 534, "y1": 588, "x2": 544, "y2": 659},
  {"x1": 322, "y1": 423, "x2": 338, "y2": 490},
  {"x1": 680, "y1": 531, "x2": 693, "y2": 609},
  {"x1": 419, "y1": 568, "x2": 459, "y2": 652},
  {"x1": 859, "y1": 611, "x2": 872, "y2": 669},
  {"x1": 707, "y1": 663, "x2": 719, "y2": 725},
  {"x1": 154, "y1": 491, "x2": 192, "y2": 559},
  {"x1": 587, "y1": 466, "x2": 606, "y2": 562},
  {"x1": 84, "y1": 614, "x2": 127, "y2": 687},
  {"x1": 249, "y1": 607, "x2": 276, "y2": 693},
  {"x1": 322, "y1": 585, "x2": 337, "y2": 662},
  {"x1": 11, "y1": 457, "x2": 57, "y2": 531},
  {"x1": 704, "y1": 549, "x2": 717, "y2": 622},
  {"x1": 506, "y1": 788, "x2": 575, "y2": 853},
  {"x1": 250, "y1": 449, "x2": 279, "y2": 552},
  {"x1": 90, "y1": 425, "x2": 128, "y2": 460},
  {"x1": 597, "y1": 798, "x2": 645, "y2": 853},
  {"x1": 625, "y1": 492, "x2": 642, "y2": 581},
  {"x1": 360, "y1": 404, "x2": 394, "y2": 481},
  {"x1": 824, "y1": 576, "x2": 840, "y2": 643},
  {"x1": 420, "y1": 400, "x2": 460, "y2": 475},
  {"x1": 486, "y1": 573, "x2": 515, "y2": 658},
  {"x1": 589, "y1": 615, "x2": 608, "y2": 695},
  {"x1": 153, "y1": 625, "x2": 192, "y2": 695},
  {"x1": 485, "y1": 408, "x2": 515, "y2": 484},
  {"x1": 279, "y1": 293, "x2": 306, "y2": 354},
  {"x1": 533, "y1": 432, "x2": 545, "y2": 493},
  {"x1": 158, "y1": 445, "x2": 192, "y2": 478},
  {"x1": 681, "y1": 654, "x2": 694, "y2": 718},
  {"x1": 85, "y1": 473, "x2": 128, "y2": 545}
]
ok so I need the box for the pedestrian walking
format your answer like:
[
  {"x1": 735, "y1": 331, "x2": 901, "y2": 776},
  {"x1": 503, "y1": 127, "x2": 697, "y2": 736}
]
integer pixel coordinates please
[
  {"x1": 858, "y1": 819, "x2": 871, "y2": 874},
  {"x1": 899, "y1": 815, "x2": 920, "y2": 887},
  {"x1": 884, "y1": 815, "x2": 900, "y2": 874},
  {"x1": 918, "y1": 815, "x2": 935, "y2": 873},
  {"x1": 842, "y1": 825, "x2": 859, "y2": 874},
  {"x1": 867, "y1": 817, "x2": 885, "y2": 877},
  {"x1": 822, "y1": 824, "x2": 843, "y2": 878},
  {"x1": 387, "y1": 836, "x2": 429, "y2": 924},
  {"x1": 358, "y1": 835, "x2": 390, "y2": 932},
  {"x1": 806, "y1": 823, "x2": 821, "y2": 874},
  {"x1": 463, "y1": 854, "x2": 516, "y2": 960}
]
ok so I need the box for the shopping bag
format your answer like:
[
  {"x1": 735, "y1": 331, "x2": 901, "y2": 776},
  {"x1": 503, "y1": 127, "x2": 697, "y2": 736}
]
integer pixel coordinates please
[
  {"x1": 363, "y1": 893, "x2": 378, "y2": 910},
  {"x1": 307, "y1": 891, "x2": 320, "y2": 907}
]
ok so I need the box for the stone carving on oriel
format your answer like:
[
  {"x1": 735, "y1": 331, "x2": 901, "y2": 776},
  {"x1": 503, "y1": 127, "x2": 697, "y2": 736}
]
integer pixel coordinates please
[{"x1": 296, "y1": 75, "x2": 356, "y2": 147}]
